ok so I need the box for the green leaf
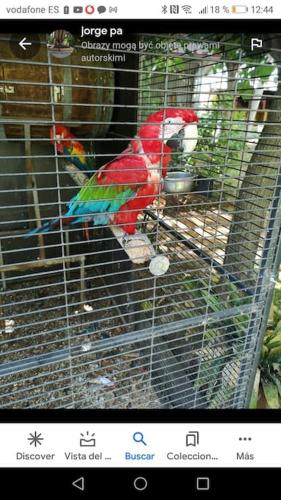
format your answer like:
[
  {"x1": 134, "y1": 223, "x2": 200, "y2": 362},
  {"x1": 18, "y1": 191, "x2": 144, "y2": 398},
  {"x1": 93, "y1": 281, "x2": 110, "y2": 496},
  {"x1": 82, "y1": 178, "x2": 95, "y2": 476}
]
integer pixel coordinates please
[
  {"x1": 261, "y1": 345, "x2": 269, "y2": 361},
  {"x1": 274, "y1": 320, "x2": 281, "y2": 333},
  {"x1": 262, "y1": 380, "x2": 280, "y2": 408},
  {"x1": 266, "y1": 334, "x2": 281, "y2": 350},
  {"x1": 267, "y1": 346, "x2": 281, "y2": 365},
  {"x1": 271, "y1": 375, "x2": 281, "y2": 398},
  {"x1": 250, "y1": 369, "x2": 261, "y2": 409},
  {"x1": 237, "y1": 79, "x2": 253, "y2": 100},
  {"x1": 264, "y1": 332, "x2": 274, "y2": 344},
  {"x1": 254, "y1": 64, "x2": 274, "y2": 80}
]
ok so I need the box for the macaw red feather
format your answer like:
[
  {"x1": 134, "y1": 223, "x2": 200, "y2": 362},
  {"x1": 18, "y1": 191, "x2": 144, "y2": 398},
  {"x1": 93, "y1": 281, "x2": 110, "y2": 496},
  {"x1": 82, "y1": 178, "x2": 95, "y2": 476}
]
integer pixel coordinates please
[
  {"x1": 50, "y1": 125, "x2": 75, "y2": 153},
  {"x1": 30, "y1": 108, "x2": 199, "y2": 237},
  {"x1": 96, "y1": 155, "x2": 148, "y2": 186}
]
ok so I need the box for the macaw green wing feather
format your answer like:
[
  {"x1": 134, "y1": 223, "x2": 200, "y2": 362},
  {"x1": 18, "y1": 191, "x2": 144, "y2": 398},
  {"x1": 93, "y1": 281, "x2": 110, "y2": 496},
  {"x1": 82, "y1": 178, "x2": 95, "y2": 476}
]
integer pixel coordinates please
[
  {"x1": 66, "y1": 174, "x2": 135, "y2": 224},
  {"x1": 65, "y1": 154, "x2": 148, "y2": 225}
]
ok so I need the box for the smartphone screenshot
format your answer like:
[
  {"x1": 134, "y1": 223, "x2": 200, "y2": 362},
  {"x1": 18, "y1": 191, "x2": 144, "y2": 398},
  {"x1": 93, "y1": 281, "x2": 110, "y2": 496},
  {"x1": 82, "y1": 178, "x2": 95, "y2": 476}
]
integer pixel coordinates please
[{"x1": 0, "y1": 0, "x2": 280, "y2": 496}]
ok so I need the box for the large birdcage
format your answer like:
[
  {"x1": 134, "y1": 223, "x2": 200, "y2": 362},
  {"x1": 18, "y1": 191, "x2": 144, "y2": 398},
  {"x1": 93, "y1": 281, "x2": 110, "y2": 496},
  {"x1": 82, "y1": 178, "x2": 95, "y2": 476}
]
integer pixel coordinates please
[{"x1": 0, "y1": 31, "x2": 281, "y2": 409}]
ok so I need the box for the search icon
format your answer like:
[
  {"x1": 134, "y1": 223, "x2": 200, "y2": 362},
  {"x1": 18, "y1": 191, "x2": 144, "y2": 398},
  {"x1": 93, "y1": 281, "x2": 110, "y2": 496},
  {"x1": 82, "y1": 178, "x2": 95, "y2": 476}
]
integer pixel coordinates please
[{"x1": 133, "y1": 432, "x2": 147, "y2": 446}]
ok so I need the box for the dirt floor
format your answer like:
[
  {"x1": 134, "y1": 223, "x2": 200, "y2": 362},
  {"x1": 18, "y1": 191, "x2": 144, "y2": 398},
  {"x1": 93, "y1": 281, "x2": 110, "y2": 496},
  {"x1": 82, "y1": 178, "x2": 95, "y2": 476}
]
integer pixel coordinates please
[
  {"x1": 0, "y1": 270, "x2": 163, "y2": 408},
  {"x1": 0, "y1": 202, "x2": 251, "y2": 409}
]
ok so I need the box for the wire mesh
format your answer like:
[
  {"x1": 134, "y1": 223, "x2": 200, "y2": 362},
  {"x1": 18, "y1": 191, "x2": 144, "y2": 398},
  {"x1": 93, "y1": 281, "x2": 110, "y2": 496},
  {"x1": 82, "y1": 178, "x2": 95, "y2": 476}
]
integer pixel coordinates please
[{"x1": 1, "y1": 32, "x2": 281, "y2": 409}]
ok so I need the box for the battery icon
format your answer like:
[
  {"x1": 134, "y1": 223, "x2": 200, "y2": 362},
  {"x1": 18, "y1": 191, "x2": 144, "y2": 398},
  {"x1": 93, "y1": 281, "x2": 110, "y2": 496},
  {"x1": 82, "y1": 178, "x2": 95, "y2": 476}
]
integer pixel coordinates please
[{"x1": 232, "y1": 5, "x2": 248, "y2": 13}]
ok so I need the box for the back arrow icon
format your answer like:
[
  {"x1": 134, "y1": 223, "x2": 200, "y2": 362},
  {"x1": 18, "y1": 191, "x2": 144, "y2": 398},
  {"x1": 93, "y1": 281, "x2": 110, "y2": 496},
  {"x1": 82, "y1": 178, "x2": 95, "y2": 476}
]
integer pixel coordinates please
[
  {"x1": 72, "y1": 477, "x2": 85, "y2": 491},
  {"x1": 19, "y1": 37, "x2": 32, "y2": 51}
]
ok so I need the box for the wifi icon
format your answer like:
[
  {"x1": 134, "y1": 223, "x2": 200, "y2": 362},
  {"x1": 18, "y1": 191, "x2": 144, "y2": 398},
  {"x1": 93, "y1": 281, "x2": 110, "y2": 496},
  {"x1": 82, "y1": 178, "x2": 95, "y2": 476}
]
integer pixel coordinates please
[{"x1": 181, "y1": 5, "x2": 192, "y2": 13}]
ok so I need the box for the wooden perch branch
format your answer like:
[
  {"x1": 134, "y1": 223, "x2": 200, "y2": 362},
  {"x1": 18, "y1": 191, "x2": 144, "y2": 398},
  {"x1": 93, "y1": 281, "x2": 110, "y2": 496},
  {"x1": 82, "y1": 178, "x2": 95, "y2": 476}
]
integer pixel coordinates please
[{"x1": 111, "y1": 226, "x2": 156, "y2": 264}]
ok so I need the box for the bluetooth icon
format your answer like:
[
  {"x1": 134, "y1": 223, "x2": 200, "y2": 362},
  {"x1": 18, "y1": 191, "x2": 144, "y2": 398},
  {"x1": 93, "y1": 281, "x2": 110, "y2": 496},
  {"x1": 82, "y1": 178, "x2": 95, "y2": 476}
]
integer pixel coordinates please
[{"x1": 161, "y1": 5, "x2": 168, "y2": 14}]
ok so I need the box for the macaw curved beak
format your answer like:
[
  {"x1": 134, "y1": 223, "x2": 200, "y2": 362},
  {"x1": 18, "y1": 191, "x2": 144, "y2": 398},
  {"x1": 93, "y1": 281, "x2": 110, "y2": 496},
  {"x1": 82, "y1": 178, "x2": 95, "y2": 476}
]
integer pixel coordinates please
[
  {"x1": 53, "y1": 134, "x2": 64, "y2": 153},
  {"x1": 166, "y1": 131, "x2": 184, "y2": 151},
  {"x1": 166, "y1": 122, "x2": 198, "y2": 154}
]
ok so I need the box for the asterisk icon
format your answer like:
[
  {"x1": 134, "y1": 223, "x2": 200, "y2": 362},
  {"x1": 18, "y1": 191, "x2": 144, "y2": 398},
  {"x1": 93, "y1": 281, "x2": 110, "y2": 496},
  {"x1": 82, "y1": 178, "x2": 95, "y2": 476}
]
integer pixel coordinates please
[{"x1": 27, "y1": 431, "x2": 44, "y2": 447}]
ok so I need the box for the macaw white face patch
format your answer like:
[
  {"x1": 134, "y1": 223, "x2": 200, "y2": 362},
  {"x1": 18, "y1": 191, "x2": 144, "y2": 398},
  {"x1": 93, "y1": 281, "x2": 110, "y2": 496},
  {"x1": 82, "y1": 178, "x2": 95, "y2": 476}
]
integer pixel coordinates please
[
  {"x1": 160, "y1": 117, "x2": 198, "y2": 153},
  {"x1": 182, "y1": 123, "x2": 198, "y2": 154},
  {"x1": 161, "y1": 116, "x2": 185, "y2": 142}
]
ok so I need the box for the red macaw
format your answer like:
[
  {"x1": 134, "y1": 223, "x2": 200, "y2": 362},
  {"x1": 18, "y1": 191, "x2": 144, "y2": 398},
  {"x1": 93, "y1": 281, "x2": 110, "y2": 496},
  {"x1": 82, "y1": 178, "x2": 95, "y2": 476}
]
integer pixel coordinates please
[
  {"x1": 50, "y1": 124, "x2": 94, "y2": 177},
  {"x1": 30, "y1": 108, "x2": 199, "y2": 239}
]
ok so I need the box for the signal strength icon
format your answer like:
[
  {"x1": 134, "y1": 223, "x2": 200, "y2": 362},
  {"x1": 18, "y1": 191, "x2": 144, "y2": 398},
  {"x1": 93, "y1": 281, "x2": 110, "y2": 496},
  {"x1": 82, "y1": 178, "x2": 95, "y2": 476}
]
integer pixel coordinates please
[{"x1": 199, "y1": 6, "x2": 208, "y2": 14}]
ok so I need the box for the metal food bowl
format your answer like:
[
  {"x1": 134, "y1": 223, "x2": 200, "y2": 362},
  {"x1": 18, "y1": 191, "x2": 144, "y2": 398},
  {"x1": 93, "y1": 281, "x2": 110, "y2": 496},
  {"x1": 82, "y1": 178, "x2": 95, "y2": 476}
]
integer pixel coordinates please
[{"x1": 164, "y1": 171, "x2": 195, "y2": 194}]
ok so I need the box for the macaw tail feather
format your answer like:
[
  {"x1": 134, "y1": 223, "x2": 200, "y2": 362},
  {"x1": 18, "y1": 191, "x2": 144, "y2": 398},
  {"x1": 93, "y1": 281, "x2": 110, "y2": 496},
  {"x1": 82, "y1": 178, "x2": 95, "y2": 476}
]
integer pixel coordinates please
[
  {"x1": 26, "y1": 216, "x2": 77, "y2": 237},
  {"x1": 26, "y1": 217, "x2": 60, "y2": 237}
]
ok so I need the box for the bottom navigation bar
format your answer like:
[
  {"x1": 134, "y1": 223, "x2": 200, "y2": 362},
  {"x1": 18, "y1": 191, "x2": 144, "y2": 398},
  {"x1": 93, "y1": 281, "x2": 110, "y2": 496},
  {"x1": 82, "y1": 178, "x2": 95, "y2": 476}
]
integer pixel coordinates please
[{"x1": 0, "y1": 423, "x2": 280, "y2": 467}]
